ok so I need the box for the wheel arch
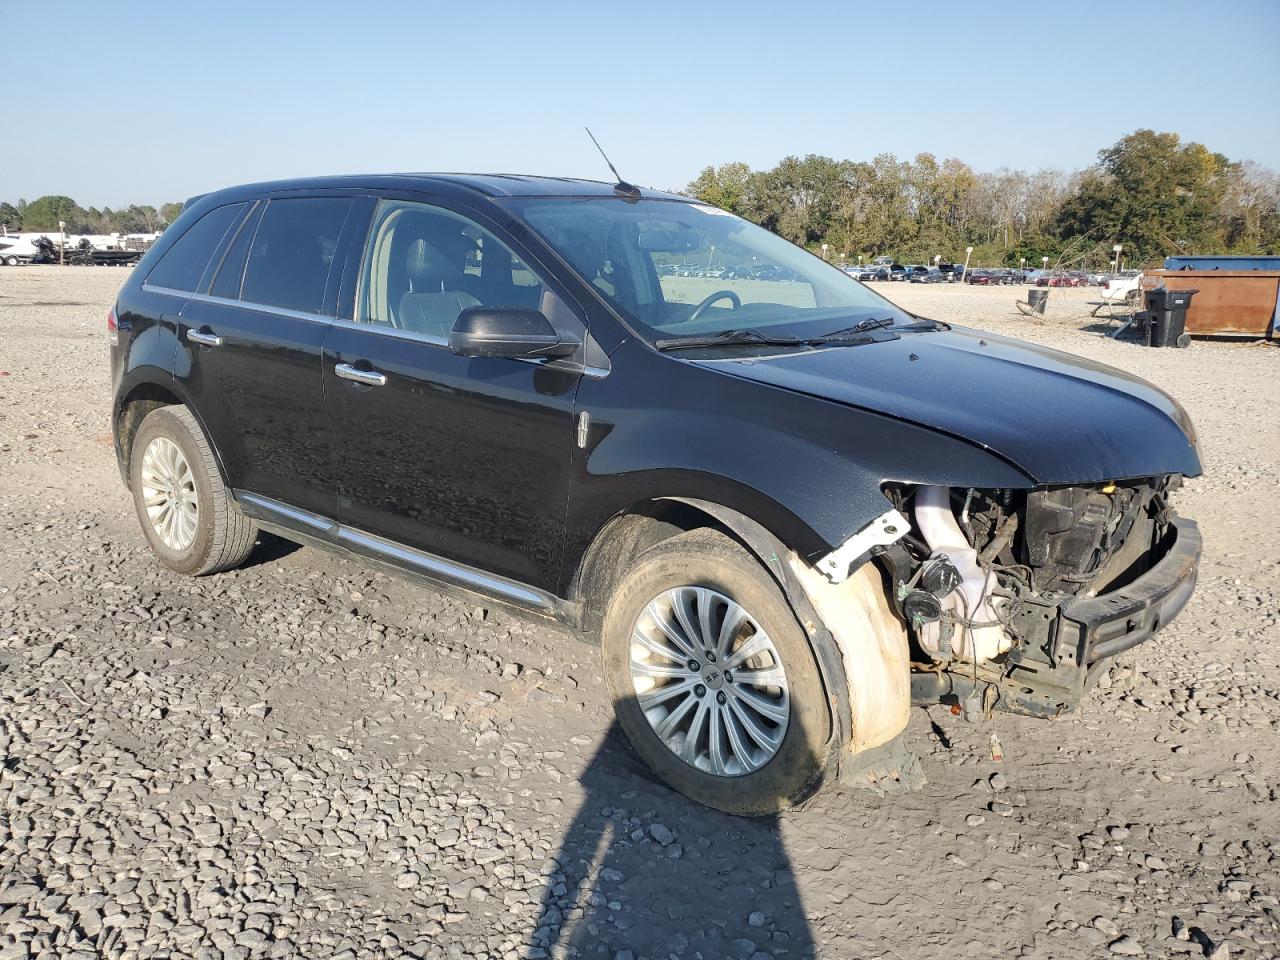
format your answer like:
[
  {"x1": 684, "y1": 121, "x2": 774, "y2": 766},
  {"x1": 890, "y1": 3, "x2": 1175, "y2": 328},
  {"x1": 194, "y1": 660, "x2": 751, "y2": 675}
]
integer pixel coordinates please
[
  {"x1": 113, "y1": 377, "x2": 229, "y2": 492},
  {"x1": 567, "y1": 495, "x2": 854, "y2": 758}
]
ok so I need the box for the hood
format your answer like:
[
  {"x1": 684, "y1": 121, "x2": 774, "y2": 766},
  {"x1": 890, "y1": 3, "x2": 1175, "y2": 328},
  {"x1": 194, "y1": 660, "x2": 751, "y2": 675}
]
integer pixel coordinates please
[{"x1": 689, "y1": 326, "x2": 1201, "y2": 484}]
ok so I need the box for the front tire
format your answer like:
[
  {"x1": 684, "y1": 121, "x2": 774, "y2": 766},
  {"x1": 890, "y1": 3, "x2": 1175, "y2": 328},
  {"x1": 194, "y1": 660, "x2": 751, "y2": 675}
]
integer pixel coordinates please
[
  {"x1": 129, "y1": 406, "x2": 258, "y2": 576},
  {"x1": 602, "y1": 528, "x2": 832, "y2": 815}
]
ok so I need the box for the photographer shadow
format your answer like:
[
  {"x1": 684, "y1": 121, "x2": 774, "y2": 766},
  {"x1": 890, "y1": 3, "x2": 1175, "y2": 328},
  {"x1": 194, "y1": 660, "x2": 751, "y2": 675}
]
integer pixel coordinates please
[{"x1": 528, "y1": 720, "x2": 817, "y2": 959}]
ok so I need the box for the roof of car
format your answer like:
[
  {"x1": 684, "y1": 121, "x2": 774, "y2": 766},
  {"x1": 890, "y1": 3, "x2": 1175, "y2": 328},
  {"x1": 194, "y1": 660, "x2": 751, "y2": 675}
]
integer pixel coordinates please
[{"x1": 200, "y1": 173, "x2": 692, "y2": 203}]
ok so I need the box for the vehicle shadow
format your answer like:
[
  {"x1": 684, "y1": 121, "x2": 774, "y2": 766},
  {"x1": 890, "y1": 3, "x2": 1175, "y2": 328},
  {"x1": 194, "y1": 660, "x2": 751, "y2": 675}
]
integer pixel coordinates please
[
  {"x1": 239, "y1": 530, "x2": 302, "y2": 569},
  {"x1": 528, "y1": 720, "x2": 817, "y2": 959}
]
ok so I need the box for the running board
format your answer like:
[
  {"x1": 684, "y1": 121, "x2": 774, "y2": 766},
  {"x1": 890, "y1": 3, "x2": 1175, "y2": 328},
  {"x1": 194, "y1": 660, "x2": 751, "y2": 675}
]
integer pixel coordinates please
[{"x1": 233, "y1": 490, "x2": 558, "y2": 614}]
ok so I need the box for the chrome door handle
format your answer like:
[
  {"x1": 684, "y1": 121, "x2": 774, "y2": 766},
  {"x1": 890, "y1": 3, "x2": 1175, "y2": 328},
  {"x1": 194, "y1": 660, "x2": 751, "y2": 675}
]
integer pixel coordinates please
[
  {"x1": 335, "y1": 363, "x2": 387, "y2": 387},
  {"x1": 187, "y1": 330, "x2": 222, "y2": 347}
]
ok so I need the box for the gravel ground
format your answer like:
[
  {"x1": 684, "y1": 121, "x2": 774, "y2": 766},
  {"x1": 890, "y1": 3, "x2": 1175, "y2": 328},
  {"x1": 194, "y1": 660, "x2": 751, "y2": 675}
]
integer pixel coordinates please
[{"x1": 1, "y1": 266, "x2": 1278, "y2": 960}]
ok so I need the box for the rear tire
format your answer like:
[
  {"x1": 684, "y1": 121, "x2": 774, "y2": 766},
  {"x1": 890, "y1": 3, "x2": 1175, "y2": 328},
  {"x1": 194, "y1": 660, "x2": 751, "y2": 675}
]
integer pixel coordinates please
[
  {"x1": 602, "y1": 528, "x2": 832, "y2": 815},
  {"x1": 129, "y1": 406, "x2": 258, "y2": 576}
]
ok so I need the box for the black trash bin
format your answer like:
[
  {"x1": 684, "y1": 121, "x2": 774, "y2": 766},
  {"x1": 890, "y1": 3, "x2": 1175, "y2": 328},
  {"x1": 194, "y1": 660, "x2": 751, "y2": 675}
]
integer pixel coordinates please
[
  {"x1": 1026, "y1": 288, "x2": 1048, "y2": 315},
  {"x1": 1145, "y1": 288, "x2": 1197, "y2": 348}
]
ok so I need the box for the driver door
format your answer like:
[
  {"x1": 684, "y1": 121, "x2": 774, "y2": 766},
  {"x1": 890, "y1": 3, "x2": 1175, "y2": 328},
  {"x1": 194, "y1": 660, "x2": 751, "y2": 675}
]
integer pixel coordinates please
[{"x1": 322, "y1": 198, "x2": 588, "y2": 592}]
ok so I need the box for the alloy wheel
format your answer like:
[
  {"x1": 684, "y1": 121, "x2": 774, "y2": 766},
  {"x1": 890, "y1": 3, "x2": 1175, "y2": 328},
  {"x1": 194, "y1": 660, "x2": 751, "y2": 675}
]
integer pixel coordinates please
[
  {"x1": 629, "y1": 586, "x2": 790, "y2": 776},
  {"x1": 140, "y1": 436, "x2": 199, "y2": 551}
]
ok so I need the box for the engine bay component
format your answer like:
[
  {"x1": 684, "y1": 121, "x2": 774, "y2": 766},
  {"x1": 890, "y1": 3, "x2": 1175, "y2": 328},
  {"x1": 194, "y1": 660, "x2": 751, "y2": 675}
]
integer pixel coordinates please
[
  {"x1": 919, "y1": 555, "x2": 962, "y2": 598},
  {"x1": 913, "y1": 486, "x2": 1011, "y2": 663},
  {"x1": 818, "y1": 507, "x2": 910, "y2": 583},
  {"x1": 896, "y1": 476, "x2": 1198, "y2": 718},
  {"x1": 901, "y1": 589, "x2": 943, "y2": 626}
]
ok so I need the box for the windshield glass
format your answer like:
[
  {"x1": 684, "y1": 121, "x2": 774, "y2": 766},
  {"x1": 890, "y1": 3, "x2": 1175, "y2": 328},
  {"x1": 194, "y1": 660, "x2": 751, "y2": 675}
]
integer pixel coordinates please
[{"x1": 505, "y1": 197, "x2": 910, "y2": 341}]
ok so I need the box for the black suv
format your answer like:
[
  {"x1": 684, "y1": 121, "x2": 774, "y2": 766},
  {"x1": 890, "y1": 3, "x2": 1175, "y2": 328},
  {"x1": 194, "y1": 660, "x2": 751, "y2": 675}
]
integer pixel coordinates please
[{"x1": 110, "y1": 175, "x2": 1202, "y2": 814}]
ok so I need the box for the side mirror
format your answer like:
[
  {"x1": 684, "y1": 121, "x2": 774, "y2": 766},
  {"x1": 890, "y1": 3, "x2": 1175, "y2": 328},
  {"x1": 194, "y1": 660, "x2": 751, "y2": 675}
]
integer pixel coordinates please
[{"x1": 448, "y1": 307, "x2": 580, "y2": 360}]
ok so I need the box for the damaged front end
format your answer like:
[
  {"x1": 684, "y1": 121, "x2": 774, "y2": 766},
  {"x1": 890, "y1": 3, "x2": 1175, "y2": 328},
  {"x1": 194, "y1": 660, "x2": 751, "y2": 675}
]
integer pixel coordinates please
[{"x1": 878, "y1": 479, "x2": 1201, "y2": 718}]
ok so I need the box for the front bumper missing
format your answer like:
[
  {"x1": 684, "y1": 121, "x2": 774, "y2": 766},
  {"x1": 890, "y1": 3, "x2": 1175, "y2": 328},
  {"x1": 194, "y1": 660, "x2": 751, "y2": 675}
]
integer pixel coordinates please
[{"x1": 912, "y1": 515, "x2": 1202, "y2": 717}]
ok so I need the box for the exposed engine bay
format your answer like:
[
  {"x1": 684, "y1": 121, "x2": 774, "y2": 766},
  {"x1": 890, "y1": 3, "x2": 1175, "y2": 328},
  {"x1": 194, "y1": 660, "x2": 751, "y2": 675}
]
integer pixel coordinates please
[{"x1": 878, "y1": 477, "x2": 1195, "y2": 718}]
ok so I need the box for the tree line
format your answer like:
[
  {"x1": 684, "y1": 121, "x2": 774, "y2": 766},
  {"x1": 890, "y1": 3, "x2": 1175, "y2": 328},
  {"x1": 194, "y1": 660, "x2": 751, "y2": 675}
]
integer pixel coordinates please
[
  {"x1": 685, "y1": 130, "x2": 1280, "y2": 268},
  {"x1": 0, "y1": 196, "x2": 183, "y2": 236},
  {"x1": 5, "y1": 129, "x2": 1277, "y2": 268}
]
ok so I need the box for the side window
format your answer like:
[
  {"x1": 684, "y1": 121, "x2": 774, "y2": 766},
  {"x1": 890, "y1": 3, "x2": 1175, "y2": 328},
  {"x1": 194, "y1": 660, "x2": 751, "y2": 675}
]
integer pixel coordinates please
[
  {"x1": 209, "y1": 202, "x2": 264, "y2": 300},
  {"x1": 240, "y1": 197, "x2": 352, "y2": 314},
  {"x1": 358, "y1": 200, "x2": 556, "y2": 340},
  {"x1": 146, "y1": 202, "x2": 246, "y2": 293}
]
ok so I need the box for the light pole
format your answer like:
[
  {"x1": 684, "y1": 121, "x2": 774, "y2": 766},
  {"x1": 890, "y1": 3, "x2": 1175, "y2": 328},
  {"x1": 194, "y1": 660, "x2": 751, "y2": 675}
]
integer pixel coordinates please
[
  {"x1": 1020, "y1": 257, "x2": 1026, "y2": 271},
  {"x1": 961, "y1": 245, "x2": 973, "y2": 280},
  {"x1": 1112, "y1": 243, "x2": 1123, "y2": 275},
  {"x1": 706, "y1": 244, "x2": 715, "y2": 270},
  {"x1": 857, "y1": 254, "x2": 863, "y2": 266},
  {"x1": 1042, "y1": 256, "x2": 1049, "y2": 273},
  {"x1": 821, "y1": 243, "x2": 829, "y2": 261},
  {"x1": 59, "y1": 220, "x2": 66, "y2": 266}
]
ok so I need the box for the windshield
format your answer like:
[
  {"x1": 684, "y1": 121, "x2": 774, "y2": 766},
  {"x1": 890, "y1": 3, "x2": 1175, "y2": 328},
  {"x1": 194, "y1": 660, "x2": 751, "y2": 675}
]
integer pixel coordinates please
[{"x1": 505, "y1": 197, "x2": 910, "y2": 341}]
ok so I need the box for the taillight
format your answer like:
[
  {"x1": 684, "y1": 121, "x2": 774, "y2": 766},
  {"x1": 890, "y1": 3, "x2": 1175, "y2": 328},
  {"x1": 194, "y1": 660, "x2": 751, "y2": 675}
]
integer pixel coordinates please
[{"x1": 107, "y1": 306, "x2": 119, "y2": 344}]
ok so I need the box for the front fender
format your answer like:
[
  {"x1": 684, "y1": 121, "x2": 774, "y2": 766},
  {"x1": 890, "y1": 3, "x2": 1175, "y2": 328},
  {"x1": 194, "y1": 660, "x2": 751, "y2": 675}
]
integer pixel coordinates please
[{"x1": 569, "y1": 339, "x2": 1033, "y2": 572}]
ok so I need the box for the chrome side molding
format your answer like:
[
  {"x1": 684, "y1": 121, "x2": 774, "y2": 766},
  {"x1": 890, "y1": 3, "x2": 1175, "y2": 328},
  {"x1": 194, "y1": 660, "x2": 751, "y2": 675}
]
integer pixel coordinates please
[{"x1": 232, "y1": 490, "x2": 555, "y2": 611}]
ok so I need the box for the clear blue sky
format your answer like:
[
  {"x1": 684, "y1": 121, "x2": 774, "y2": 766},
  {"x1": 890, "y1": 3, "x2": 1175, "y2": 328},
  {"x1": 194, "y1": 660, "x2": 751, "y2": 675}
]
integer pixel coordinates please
[{"x1": 7, "y1": 0, "x2": 1279, "y2": 207}]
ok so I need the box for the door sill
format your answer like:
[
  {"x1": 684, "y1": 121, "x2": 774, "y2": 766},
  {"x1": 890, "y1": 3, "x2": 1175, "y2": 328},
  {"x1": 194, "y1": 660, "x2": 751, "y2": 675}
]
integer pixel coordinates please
[{"x1": 234, "y1": 490, "x2": 560, "y2": 615}]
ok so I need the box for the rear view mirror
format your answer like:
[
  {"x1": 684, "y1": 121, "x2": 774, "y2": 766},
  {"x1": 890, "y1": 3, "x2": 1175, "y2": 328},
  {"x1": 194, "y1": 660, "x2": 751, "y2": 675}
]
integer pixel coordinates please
[
  {"x1": 638, "y1": 227, "x2": 699, "y2": 252},
  {"x1": 449, "y1": 307, "x2": 580, "y2": 360}
]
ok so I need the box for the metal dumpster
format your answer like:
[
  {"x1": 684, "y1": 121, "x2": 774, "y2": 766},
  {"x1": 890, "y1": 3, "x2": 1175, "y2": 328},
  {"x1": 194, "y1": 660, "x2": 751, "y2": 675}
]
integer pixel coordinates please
[{"x1": 1142, "y1": 257, "x2": 1280, "y2": 338}]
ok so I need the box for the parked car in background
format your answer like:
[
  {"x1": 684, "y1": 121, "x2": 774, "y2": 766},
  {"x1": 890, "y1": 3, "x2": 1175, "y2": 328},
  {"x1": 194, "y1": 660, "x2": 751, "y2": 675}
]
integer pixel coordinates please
[
  {"x1": 846, "y1": 265, "x2": 888, "y2": 282},
  {"x1": 1037, "y1": 272, "x2": 1088, "y2": 288},
  {"x1": 965, "y1": 269, "x2": 996, "y2": 286}
]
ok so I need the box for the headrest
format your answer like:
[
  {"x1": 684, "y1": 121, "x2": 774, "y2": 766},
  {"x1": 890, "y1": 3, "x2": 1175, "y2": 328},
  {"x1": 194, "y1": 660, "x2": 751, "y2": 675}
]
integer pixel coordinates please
[{"x1": 406, "y1": 237, "x2": 454, "y2": 282}]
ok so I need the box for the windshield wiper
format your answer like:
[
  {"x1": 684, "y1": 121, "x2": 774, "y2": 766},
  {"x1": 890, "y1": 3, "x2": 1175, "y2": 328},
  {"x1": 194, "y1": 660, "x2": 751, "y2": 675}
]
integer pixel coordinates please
[
  {"x1": 653, "y1": 317, "x2": 924, "y2": 352},
  {"x1": 654, "y1": 328, "x2": 810, "y2": 351},
  {"x1": 811, "y1": 317, "x2": 896, "y2": 340}
]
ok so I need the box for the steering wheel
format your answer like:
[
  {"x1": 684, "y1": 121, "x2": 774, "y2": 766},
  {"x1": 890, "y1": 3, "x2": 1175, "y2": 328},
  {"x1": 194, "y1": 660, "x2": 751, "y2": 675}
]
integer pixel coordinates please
[{"x1": 687, "y1": 289, "x2": 741, "y2": 323}]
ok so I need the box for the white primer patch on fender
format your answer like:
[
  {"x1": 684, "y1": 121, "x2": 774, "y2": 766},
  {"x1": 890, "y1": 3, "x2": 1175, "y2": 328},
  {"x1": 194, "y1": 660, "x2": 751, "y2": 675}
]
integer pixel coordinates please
[{"x1": 790, "y1": 555, "x2": 911, "y2": 754}]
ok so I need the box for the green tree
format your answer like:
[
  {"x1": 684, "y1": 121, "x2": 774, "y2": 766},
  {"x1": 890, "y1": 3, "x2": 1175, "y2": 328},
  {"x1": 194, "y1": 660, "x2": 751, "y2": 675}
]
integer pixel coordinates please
[
  {"x1": 159, "y1": 202, "x2": 184, "y2": 227},
  {"x1": 1053, "y1": 130, "x2": 1231, "y2": 260},
  {"x1": 687, "y1": 162, "x2": 754, "y2": 215},
  {"x1": 0, "y1": 201, "x2": 20, "y2": 231},
  {"x1": 21, "y1": 195, "x2": 88, "y2": 232}
]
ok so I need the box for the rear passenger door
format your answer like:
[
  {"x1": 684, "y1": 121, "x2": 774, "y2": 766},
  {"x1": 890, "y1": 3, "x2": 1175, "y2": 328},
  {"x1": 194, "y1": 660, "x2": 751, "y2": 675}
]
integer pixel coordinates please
[
  {"x1": 321, "y1": 197, "x2": 586, "y2": 593},
  {"x1": 171, "y1": 194, "x2": 358, "y2": 518}
]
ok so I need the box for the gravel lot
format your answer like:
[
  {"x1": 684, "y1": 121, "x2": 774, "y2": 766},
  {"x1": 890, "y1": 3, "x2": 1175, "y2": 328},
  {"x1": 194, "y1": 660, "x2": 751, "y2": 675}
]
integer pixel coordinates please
[{"x1": 1, "y1": 266, "x2": 1278, "y2": 960}]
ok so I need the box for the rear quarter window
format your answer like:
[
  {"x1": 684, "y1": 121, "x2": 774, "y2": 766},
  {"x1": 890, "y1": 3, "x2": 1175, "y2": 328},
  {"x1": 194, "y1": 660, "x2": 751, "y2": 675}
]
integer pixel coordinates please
[
  {"x1": 240, "y1": 198, "x2": 352, "y2": 314},
  {"x1": 146, "y1": 203, "x2": 246, "y2": 292}
]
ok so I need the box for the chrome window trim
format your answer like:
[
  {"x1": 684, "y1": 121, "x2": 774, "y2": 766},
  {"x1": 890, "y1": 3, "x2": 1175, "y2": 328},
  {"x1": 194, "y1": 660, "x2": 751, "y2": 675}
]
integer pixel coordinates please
[
  {"x1": 233, "y1": 491, "x2": 555, "y2": 611},
  {"x1": 143, "y1": 282, "x2": 607, "y2": 378}
]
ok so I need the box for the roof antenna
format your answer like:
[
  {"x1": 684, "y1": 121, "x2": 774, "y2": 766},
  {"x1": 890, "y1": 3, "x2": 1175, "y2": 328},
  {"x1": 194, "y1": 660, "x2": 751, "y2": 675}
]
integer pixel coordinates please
[{"x1": 585, "y1": 127, "x2": 641, "y2": 199}]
